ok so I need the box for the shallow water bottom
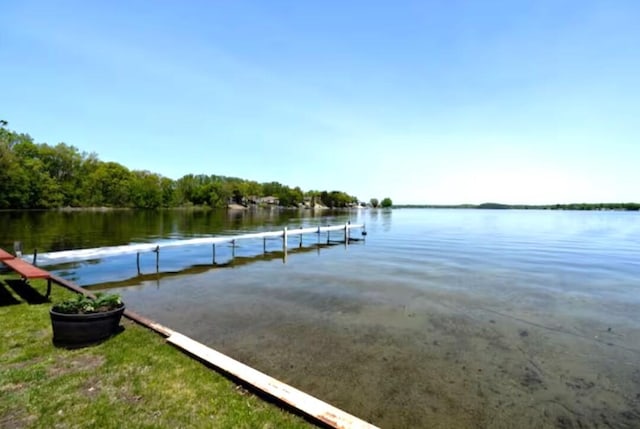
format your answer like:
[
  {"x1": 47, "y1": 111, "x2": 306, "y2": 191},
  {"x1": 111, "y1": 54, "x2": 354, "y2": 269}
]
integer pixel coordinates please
[{"x1": 95, "y1": 253, "x2": 640, "y2": 429}]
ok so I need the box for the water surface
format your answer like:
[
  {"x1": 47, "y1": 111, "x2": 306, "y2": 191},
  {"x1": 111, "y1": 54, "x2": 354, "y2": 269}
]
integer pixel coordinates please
[{"x1": 2, "y1": 209, "x2": 639, "y2": 428}]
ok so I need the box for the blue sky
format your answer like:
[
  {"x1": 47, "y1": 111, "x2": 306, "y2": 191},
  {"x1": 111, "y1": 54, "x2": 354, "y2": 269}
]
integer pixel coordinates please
[{"x1": 2, "y1": 1, "x2": 638, "y2": 205}]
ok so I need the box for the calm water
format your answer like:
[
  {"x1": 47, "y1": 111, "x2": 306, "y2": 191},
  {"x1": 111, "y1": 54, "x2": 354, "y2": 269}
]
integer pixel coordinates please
[{"x1": 2, "y1": 209, "x2": 639, "y2": 428}]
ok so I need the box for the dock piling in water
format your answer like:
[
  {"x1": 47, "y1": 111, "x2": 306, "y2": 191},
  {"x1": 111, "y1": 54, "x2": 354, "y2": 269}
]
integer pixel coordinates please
[{"x1": 30, "y1": 223, "x2": 366, "y2": 273}]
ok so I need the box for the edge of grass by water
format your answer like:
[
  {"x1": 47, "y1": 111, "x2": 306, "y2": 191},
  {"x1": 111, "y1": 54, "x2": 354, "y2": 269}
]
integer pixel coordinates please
[{"x1": 0, "y1": 275, "x2": 314, "y2": 429}]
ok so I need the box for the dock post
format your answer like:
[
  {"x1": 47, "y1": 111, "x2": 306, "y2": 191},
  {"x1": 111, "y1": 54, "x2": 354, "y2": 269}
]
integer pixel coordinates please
[
  {"x1": 155, "y1": 246, "x2": 160, "y2": 271},
  {"x1": 13, "y1": 241, "x2": 22, "y2": 258},
  {"x1": 299, "y1": 230, "x2": 303, "y2": 248},
  {"x1": 283, "y1": 227, "x2": 288, "y2": 263},
  {"x1": 212, "y1": 244, "x2": 216, "y2": 265},
  {"x1": 32, "y1": 248, "x2": 38, "y2": 266},
  {"x1": 136, "y1": 252, "x2": 141, "y2": 275},
  {"x1": 263, "y1": 237, "x2": 266, "y2": 254},
  {"x1": 344, "y1": 221, "x2": 349, "y2": 245},
  {"x1": 283, "y1": 227, "x2": 288, "y2": 251},
  {"x1": 232, "y1": 240, "x2": 236, "y2": 259}
]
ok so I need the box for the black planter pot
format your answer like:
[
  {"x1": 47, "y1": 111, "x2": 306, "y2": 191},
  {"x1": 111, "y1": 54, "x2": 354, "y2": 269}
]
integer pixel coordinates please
[{"x1": 50, "y1": 304, "x2": 125, "y2": 347}]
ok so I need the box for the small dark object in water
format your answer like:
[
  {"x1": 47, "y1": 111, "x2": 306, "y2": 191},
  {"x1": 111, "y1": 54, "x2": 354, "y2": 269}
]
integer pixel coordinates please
[
  {"x1": 519, "y1": 330, "x2": 529, "y2": 337},
  {"x1": 556, "y1": 415, "x2": 573, "y2": 429},
  {"x1": 489, "y1": 319, "x2": 496, "y2": 324},
  {"x1": 362, "y1": 231, "x2": 367, "y2": 236},
  {"x1": 607, "y1": 327, "x2": 612, "y2": 332}
]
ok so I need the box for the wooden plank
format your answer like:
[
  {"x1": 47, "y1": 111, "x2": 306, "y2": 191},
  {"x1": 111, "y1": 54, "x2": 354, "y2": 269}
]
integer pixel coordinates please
[
  {"x1": 167, "y1": 332, "x2": 379, "y2": 429},
  {"x1": 0, "y1": 248, "x2": 14, "y2": 261},
  {"x1": 2, "y1": 257, "x2": 50, "y2": 279}
]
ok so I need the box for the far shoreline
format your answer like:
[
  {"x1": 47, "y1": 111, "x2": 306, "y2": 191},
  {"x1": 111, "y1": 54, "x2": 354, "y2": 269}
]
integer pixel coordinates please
[
  {"x1": 393, "y1": 202, "x2": 640, "y2": 211},
  {"x1": 1, "y1": 202, "x2": 638, "y2": 213}
]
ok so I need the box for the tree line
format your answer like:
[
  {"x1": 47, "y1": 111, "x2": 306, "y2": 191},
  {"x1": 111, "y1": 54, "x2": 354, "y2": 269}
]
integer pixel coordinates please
[
  {"x1": 393, "y1": 202, "x2": 640, "y2": 211},
  {"x1": 0, "y1": 121, "x2": 359, "y2": 210}
]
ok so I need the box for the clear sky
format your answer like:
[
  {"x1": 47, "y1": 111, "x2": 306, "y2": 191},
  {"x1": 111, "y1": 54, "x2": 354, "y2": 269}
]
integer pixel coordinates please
[{"x1": 2, "y1": 1, "x2": 638, "y2": 205}]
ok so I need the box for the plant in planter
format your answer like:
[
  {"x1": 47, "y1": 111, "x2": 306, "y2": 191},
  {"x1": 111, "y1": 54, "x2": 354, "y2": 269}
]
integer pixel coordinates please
[{"x1": 50, "y1": 292, "x2": 125, "y2": 347}]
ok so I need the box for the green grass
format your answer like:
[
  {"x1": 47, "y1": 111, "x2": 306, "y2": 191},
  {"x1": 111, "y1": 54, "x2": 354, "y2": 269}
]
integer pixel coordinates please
[{"x1": 0, "y1": 275, "x2": 314, "y2": 429}]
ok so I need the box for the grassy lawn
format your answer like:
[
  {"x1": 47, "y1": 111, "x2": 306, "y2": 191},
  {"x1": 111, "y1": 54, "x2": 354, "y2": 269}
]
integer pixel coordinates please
[{"x1": 0, "y1": 275, "x2": 314, "y2": 429}]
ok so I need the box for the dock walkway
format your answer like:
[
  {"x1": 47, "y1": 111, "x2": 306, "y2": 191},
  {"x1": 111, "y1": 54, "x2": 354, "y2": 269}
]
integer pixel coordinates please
[{"x1": 30, "y1": 223, "x2": 366, "y2": 268}]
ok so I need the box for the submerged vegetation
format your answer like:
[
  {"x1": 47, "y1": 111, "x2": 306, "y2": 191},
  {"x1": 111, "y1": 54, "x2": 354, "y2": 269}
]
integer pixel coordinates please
[
  {"x1": 0, "y1": 121, "x2": 357, "y2": 210},
  {"x1": 0, "y1": 276, "x2": 312, "y2": 428}
]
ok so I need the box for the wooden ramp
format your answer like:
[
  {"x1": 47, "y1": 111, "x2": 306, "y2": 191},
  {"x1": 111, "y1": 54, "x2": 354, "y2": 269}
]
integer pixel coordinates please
[
  {"x1": 0, "y1": 248, "x2": 15, "y2": 260},
  {"x1": 1, "y1": 250, "x2": 53, "y2": 296}
]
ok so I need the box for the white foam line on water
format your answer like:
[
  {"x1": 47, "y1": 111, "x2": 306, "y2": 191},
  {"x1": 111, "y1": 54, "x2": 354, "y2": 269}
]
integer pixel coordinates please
[{"x1": 29, "y1": 224, "x2": 364, "y2": 266}]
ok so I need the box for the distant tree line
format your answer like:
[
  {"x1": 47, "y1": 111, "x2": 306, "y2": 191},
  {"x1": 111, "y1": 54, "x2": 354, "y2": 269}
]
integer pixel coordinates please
[
  {"x1": 541, "y1": 202, "x2": 639, "y2": 211},
  {"x1": 0, "y1": 122, "x2": 359, "y2": 210},
  {"x1": 393, "y1": 202, "x2": 640, "y2": 211}
]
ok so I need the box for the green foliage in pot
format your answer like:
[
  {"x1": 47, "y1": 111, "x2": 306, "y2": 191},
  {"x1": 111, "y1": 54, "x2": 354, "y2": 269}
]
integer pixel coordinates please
[{"x1": 52, "y1": 292, "x2": 123, "y2": 314}]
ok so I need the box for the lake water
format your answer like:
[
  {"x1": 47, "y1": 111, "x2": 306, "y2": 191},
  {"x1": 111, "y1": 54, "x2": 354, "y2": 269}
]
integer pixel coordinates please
[{"x1": 1, "y1": 208, "x2": 639, "y2": 428}]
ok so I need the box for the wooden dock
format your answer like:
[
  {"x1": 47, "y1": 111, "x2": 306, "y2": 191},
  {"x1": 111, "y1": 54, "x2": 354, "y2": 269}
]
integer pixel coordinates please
[{"x1": 30, "y1": 223, "x2": 366, "y2": 269}]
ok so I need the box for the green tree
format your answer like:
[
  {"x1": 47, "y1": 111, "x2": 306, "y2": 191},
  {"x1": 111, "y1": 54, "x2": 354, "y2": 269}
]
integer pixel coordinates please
[
  {"x1": 7, "y1": 133, "x2": 63, "y2": 208},
  {"x1": 381, "y1": 197, "x2": 393, "y2": 208},
  {"x1": 0, "y1": 121, "x2": 365, "y2": 210},
  {"x1": 0, "y1": 123, "x2": 23, "y2": 208},
  {"x1": 370, "y1": 198, "x2": 379, "y2": 208},
  {"x1": 86, "y1": 162, "x2": 133, "y2": 207},
  {"x1": 174, "y1": 174, "x2": 197, "y2": 205},
  {"x1": 208, "y1": 181, "x2": 232, "y2": 208},
  {"x1": 130, "y1": 170, "x2": 163, "y2": 208},
  {"x1": 320, "y1": 190, "x2": 356, "y2": 208},
  {"x1": 38, "y1": 143, "x2": 85, "y2": 206},
  {"x1": 160, "y1": 177, "x2": 176, "y2": 207}
]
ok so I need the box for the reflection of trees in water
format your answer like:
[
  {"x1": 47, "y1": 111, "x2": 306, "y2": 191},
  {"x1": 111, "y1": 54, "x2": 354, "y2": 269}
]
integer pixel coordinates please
[
  {"x1": 381, "y1": 209, "x2": 392, "y2": 232},
  {"x1": 87, "y1": 238, "x2": 352, "y2": 291},
  {"x1": 0, "y1": 208, "x2": 359, "y2": 254},
  {"x1": 368, "y1": 209, "x2": 379, "y2": 221},
  {"x1": 367, "y1": 208, "x2": 393, "y2": 232}
]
